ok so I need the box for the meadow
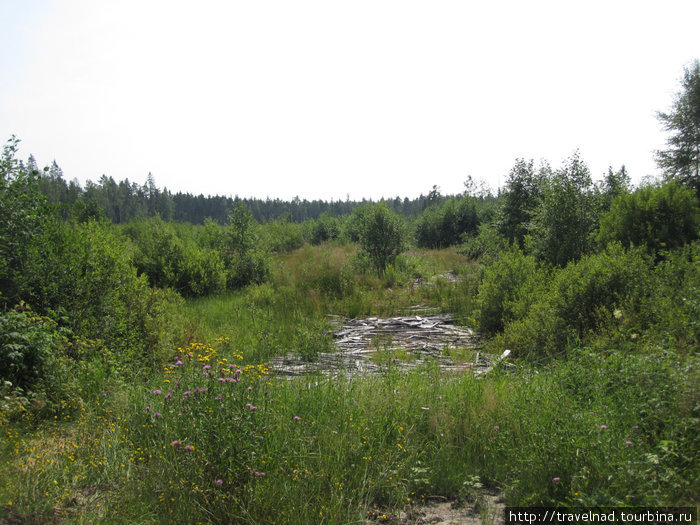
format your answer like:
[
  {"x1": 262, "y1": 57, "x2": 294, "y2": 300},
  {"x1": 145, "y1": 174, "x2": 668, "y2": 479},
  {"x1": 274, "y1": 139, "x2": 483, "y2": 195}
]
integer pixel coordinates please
[{"x1": 1, "y1": 244, "x2": 697, "y2": 524}]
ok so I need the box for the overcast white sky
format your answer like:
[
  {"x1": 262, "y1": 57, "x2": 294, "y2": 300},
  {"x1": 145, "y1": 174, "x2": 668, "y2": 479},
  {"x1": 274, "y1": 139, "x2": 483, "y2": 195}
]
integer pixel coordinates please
[{"x1": 1, "y1": 1, "x2": 698, "y2": 200}]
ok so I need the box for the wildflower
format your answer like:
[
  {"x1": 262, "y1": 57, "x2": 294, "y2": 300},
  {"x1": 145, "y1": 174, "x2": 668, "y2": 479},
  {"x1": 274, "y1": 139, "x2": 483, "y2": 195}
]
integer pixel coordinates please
[
  {"x1": 247, "y1": 386, "x2": 253, "y2": 391},
  {"x1": 215, "y1": 479, "x2": 223, "y2": 486},
  {"x1": 203, "y1": 365, "x2": 211, "y2": 370},
  {"x1": 153, "y1": 412, "x2": 162, "y2": 418},
  {"x1": 145, "y1": 405, "x2": 151, "y2": 412},
  {"x1": 293, "y1": 416, "x2": 301, "y2": 421},
  {"x1": 552, "y1": 477, "x2": 561, "y2": 483},
  {"x1": 246, "y1": 403, "x2": 257, "y2": 411},
  {"x1": 215, "y1": 396, "x2": 223, "y2": 401},
  {"x1": 153, "y1": 389, "x2": 162, "y2": 395},
  {"x1": 175, "y1": 360, "x2": 184, "y2": 366},
  {"x1": 171, "y1": 440, "x2": 181, "y2": 447},
  {"x1": 625, "y1": 440, "x2": 633, "y2": 446},
  {"x1": 184, "y1": 445, "x2": 193, "y2": 451},
  {"x1": 218, "y1": 378, "x2": 225, "y2": 382},
  {"x1": 600, "y1": 425, "x2": 608, "y2": 430},
  {"x1": 101, "y1": 391, "x2": 107, "y2": 397},
  {"x1": 254, "y1": 471, "x2": 265, "y2": 477},
  {"x1": 494, "y1": 425, "x2": 500, "y2": 431},
  {"x1": 633, "y1": 425, "x2": 639, "y2": 430},
  {"x1": 184, "y1": 390, "x2": 191, "y2": 396},
  {"x1": 164, "y1": 392, "x2": 172, "y2": 401}
]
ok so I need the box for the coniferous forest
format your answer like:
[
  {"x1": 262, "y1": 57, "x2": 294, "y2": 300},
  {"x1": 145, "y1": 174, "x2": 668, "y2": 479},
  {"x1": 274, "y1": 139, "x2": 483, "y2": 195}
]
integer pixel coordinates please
[{"x1": 0, "y1": 62, "x2": 698, "y2": 523}]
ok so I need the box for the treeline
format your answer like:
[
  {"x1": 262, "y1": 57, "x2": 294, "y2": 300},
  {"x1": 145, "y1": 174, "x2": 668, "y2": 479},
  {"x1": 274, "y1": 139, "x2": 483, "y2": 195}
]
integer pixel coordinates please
[{"x1": 33, "y1": 160, "x2": 470, "y2": 224}]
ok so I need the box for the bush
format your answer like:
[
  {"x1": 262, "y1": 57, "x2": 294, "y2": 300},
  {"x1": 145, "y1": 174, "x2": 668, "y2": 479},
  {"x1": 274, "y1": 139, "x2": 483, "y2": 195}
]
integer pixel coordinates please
[
  {"x1": 258, "y1": 219, "x2": 306, "y2": 253},
  {"x1": 475, "y1": 246, "x2": 543, "y2": 334},
  {"x1": 0, "y1": 137, "x2": 50, "y2": 309},
  {"x1": 598, "y1": 181, "x2": 700, "y2": 255},
  {"x1": 529, "y1": 153, "x2": 597, "y2": 266},
  {"x1": 643, "y1": 241, "x2": 700, "y2": 351},
  {"x1": 498, "y1": 245, "x2": 651, "y2": 356},
  {"x1": 415, "y1": 197, "x2": 479, "y2": 248},
  {"x1": 125, "y1": 216, "x2": 227, "y2": 297},
  {"x1": 310, "y1": 212, "x2": 340, "y2": 245},
  {"x1": 357, "y1": 203, "x2": 406, "y2": 274},
  {"x1": 0, "y1": 309, "x2": 60, "y2": 392}
]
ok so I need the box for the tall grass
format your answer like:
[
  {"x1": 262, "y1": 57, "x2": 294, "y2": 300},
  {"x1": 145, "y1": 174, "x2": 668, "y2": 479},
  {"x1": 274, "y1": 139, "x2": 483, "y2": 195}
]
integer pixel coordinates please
[
  {"x1": 2, "y1": 342, "x2": 695, "y2": 523},
  {"x1": 1, "y1": 243, "x2": 697, "y2": 523}
]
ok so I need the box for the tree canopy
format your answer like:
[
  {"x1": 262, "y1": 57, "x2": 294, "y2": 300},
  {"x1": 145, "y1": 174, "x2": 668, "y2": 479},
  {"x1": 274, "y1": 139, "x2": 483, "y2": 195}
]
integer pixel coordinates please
[{"x1": 656, "y1": 59, "x2": 700, "y2": 194}]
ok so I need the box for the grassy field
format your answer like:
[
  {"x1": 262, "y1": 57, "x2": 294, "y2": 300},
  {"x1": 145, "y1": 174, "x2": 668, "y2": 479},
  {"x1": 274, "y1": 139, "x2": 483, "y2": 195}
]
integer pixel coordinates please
[{"x1": 1, "y1": 245, "x2": 697, "y2": 524}]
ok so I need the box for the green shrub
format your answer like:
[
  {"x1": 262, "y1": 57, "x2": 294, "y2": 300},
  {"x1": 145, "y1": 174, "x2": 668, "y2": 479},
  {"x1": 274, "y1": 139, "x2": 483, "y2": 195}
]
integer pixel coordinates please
[
  {"x1": 529, "y1": 153, "x2": 598, "y2": 266},
  {"x1": 644, "y1": 241, "x2": 700, "y2": 351},
  {"x1": 258, "y1": 219, "x2": 306, "y2": 253},
  {"x1": 125, "y1": 216, "x2": 227, "y2": 297},
  {"x1": 415, "y1": 197, "x2": 479, "y2": 248},
  {"x1": 498, "y1": 245, "x2": 651, "y2": 356},
  {"x1": 357, "y1": 203, "x2": 406, "y2": 274},
  {"x1": 310, "y1": 212, "x2": 340, "y2": 245},
  {"x1": 475, "y1": 246, "x2": 543, "y2": 334},
  {"x1": 598, "y1": 181, "x2": 700, "y2": 255},
  {"x1": 0, "y1": 309, "x2": 59, "y2": 391}
]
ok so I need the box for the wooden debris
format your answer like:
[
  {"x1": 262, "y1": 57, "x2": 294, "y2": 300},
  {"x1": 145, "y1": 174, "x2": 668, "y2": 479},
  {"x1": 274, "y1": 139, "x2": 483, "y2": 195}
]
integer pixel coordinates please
[{"x1": 268, "y1": 312, "x2": 510, "y2": 378}]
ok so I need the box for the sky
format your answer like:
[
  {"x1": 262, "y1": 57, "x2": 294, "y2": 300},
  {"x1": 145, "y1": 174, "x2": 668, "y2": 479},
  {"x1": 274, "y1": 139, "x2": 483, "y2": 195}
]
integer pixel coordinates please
[{"x1": 1, "y1": 1, "x2": 698, "y2": 201}]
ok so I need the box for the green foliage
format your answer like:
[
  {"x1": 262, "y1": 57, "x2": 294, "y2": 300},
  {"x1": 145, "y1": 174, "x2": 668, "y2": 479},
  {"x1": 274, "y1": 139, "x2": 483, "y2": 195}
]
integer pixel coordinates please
[
  {"x1": 125, "y1": 216, "x2": 227, "y2": 296},
  {"x1": 598, "y1": 181, "x2": 700, "y2": 255},
  {"x1": 643, "y1": 241, "x2": 700, "y2": 351},
  {"x1": 257, "y1": 218, "x2": 306, "y2": 253},
  {"x1": 310, "y1": 212, "x2": 340, "y2": 245},
  {"x1": 497, "y1": 158, "x2": 548, "y2": 246},
  {"x1": 595, "y1": 165, "x2": 631, "y2": 212},
  {"x1": 415, "y1": 197, "x2": 479, "y2": 248},
  {"x1": 357, "y1": 203, "x2": 406, "y2": 274},
  {"x1": 459, "y1": 221, "x2": 509, "y2": 263},
  {"x1": 294, "y1": 320, "x2": 334, "y2": 362},
  {"x1": 0, "y1": 309, "x2": 60, "y2": 392},
  {"x1": 656, "y1": 59, "x2": 700, "y2": 194},
  {"x1": 475, "y1": 246, "x2": 543, "y2": 334},
  {"x1": 221, "y1": 204, "x2": 271, "y2": 288},
  {"x1": 0, "y1": 137, "x2": 50, "y2": 308},
  {"x1": 529, "y1": 152, "x2": 598, "y2": 266},
  {"x1": 497, "y1": 245, "x2": 651, "y2": 356}
]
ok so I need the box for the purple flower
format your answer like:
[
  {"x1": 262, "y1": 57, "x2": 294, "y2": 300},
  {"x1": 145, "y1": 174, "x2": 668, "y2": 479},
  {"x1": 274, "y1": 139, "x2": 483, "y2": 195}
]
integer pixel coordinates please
[
  {"x1": 164, "y1": 392, "x2": 172, "y2": 401},
  {"x1": 218, "y1": 378, "x2": 225, "y2": 382},
  {"x1": 247, "y1": 386, "x2": 253, "y2": 391},
  {"x1": 215, "y1": 479, "x2": 223, "y2": 486},
  {"x1": 203, "y1": 365, "x2": 211, "y2": 370},
  {"x1": 246, "y1": 403, "x2": 257, "y2": 411},
  {"x1": 293, "y1": 416, "x2": 301, "y2": 421},
  {"x1": 145, "y1": 405, "x2": 151, "y2": 411},
  {"x1": 153, "y1": 389, "x2": 162, "y2": 395},
  {"x1": 552, "y1": 477, "x2": 561, "y2": 483},
  {"x1": 175, "y1": 360, "x2": 184, "y2": 366},
  {"x1": 625, "y1": 440, "x2": 633, "y2": 446},
  {"x1": 171, "y1": 440, "x2": 181, "y2": 447},
  {"x1": 184, "y1": 445, "x2": 193, "y2": 451},
  {"x1": 600, "y1": 425, "x2": 608, "y2": 430},
  {"x1": 493, "y1": 425, "x2": 500, "y2": 431},
  {"x1": 632, "y1": 425, "x2": 639, "y2": 430},
  {"x1": 153, "y1": 412, "x2": 162, "y2": 418},
  {"x1": 254, "y1": 471, "x2": 265, "y2": 477},
  {"x1": 215, "y1": 396, "x2": 224, "y2": 401},
  {"x1": 101, "y1": 391, "x2": 107, "y2": 397},
  {"x1": 183, "y1": 390, "x2": 191, "y2": 396}
]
